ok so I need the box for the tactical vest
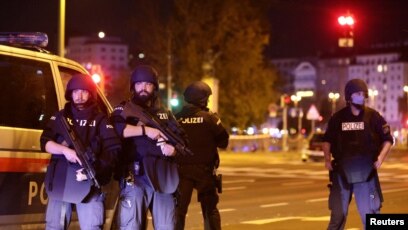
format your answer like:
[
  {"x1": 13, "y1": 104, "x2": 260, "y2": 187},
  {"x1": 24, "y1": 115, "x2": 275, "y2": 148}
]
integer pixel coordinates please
[
  {"x1": 334, "y1": 108, "x2": 380, "y2": 160},
  {"x1": 43, "y1": 105, "x2": 105, "y2": 203},
  {"x1": 333, "y1": 108, "x2": 381, "y2": 183},
  {"x1": 118, "y1": 101, "x2": 179, "y2": 194}
]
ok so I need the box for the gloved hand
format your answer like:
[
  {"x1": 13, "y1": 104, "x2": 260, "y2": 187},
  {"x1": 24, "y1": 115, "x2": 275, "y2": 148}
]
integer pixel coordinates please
[
  {"x1": 157, "y1": 138, "x2": 176, "y2": 156},
  {"x1": 76, "y1": 168, "x2": 87, "y2": 181}
]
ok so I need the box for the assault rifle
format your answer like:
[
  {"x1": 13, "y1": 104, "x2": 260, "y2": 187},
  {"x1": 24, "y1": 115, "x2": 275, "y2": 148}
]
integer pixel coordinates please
[
  {"x1": 59, "y1": 116, "x2": 101, "y2": 188},
  {"x1": 125, "y1": 103, "x2": 193, "y2": 156}
]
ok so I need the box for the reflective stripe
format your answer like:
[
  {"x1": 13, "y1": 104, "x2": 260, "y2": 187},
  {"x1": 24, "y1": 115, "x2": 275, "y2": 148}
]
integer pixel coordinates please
[{"x1": 0, "y1": 157, "x2": 49, "y2": 172}]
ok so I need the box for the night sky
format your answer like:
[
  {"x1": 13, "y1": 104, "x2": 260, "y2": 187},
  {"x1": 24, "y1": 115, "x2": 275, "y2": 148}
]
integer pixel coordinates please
[{"x1": 0, "y1": 0, "x2": 407, "y2": 58}]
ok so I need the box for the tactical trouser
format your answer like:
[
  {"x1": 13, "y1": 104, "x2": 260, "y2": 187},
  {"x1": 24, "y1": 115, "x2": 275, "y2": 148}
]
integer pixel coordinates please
[
  {"x1": 327, "y1": 170, "x2": 382, "y2": 230},
  {"x1": 117, "y1": 175, "x2": 176, "y2": 230},
  {"x1": 45, "y1": 194, "x2": 104, "y2": 230},
  {"x1": 176, "y1": 164, "x2": 220, "y2": 230}
]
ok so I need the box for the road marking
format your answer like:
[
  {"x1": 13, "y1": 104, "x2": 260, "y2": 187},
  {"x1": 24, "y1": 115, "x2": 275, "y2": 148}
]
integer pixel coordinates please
[
  {"x1": 220, "y1": 166, "x2": 329, "y2": 180},
  {"x1": 383, "y1": 187, "x2": 408, "y2": 194},
  {"x1": 241, "y1": 216, "x2": 297, "y2": 224},
  {"x1": 306, "y1": 197, "x2": 328, "y2": 203},
  {"x1": 382, "y1": 163, "x2": 408, "y2": 170},
  {"x1": 300, "y1": 216, "x2": 330, "y2": 221},
  {"x1": 223, "y1": 179, "x2": 255, "y2": 184},
  {"x1": 221, "y1": 165, "x2": 408, "y2": 182},
  {"x1": 282, "y1": 181, "x2": 314, "y2": 186},
  {"x1": 393, "y1": 174, "x2": 408, "y2": 179},
  {"x1": 305, "y1": 170, "x2": 328, "y2": 175},
  {"x1": 198, "y1": 208, "x2": 235, "y2": 215},
  {"x1": 260, "y1": 202, "x2": 289, "y2": 208},
  {"x1": 241, "y1": 216, "x2": 330, "y2": 224},
  {"x1": 219, "y1": 208, "x2": 235, "y2": 213},
  {"x1": 223, "y1": 186, "x2": 246, "y2": 191}
]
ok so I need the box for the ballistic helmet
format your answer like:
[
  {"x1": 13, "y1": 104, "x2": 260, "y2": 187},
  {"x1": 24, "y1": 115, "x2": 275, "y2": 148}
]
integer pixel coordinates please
[
  {"x1": 130, "y1": 65, "x2": 159, "y2": 91},
  {"x1": 344, "y1": 79, "x2": 368, "y2": 101},
  {"x1": 65, "y1": 74, "x2": 97, "y2": 101},
  {"x1": 183, "y1": 81, "x2": 212, "y2": 106}
]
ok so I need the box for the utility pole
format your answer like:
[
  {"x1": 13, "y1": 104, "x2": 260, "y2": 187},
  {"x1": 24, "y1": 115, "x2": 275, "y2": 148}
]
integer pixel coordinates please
[
  {"x1": 280, "y1": 95, "x2": 289, "y2": 152},
  {"x1": 167, "y1": 32, "x2": 172, "y2": 110},
  {"x1": 58, "y1": 0, "x2": 65, "y2": 57}
]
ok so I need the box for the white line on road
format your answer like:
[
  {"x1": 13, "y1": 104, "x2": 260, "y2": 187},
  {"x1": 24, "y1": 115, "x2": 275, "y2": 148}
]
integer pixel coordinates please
[
  {"x1": 282, "y1": 181, "x2": 314, "y2": 186},
  {"x1": 197, "y1": 208, "x2": 236, "y2": 215},
  {"x1": 305, "y1": 197, "x2": 328, "y2": 203},
  {"x1": 382, "y1": 163, "x2": 408, "y2": 170},
  {"x1": 301, "y1": 216, "x2": 330, "y2": 221},
  {"x1": 219, "y1": 208, "x2": 235, "y2": 213},
  {"x1": 241, "y1": 216, "x2": 297, "y2": 224},
  {"x1": 260, "y1": 202, "x2": 289, "y2": 208},
  {"x1": 241, "y1": 216, "x2": 330, "y2": 224},
  {"x1": 223, "y1": 179, "x2": 255, "y2": 184},
  {"x1": 383, "y1": 187, "x2": 408, "y2": 194},
  {"x1": 223, "y1": 186, "x2": 246, "y2": 191}
]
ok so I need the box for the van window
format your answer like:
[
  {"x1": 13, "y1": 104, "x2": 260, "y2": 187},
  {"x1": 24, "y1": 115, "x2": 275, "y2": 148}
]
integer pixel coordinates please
[
  {"x1": 0, "y1": 55, "x2": 58, "y2": 129},
  {"x1": 59, "y1": 66, "x2": 110, "y2": 115}
]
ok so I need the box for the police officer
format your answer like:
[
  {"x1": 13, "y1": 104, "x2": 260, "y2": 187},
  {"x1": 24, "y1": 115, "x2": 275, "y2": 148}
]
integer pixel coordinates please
[
  {"x1": 40, "y1": 74, "x2": 121, "y2": 229},
  {"x1": 175, "y1": 81, "x2": 229, "y2": 230},
  {"x1": 322, "y1": 78, "x2": 393, "y2": 229},
  {"x1": 111, "y1": 65, "x2": 183, "y2": 230}
]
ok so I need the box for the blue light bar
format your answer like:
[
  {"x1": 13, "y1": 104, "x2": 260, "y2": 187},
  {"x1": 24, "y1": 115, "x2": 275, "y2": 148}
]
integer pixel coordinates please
[{"x1": 0, "y1": 32, "x2": 48, "y2": 48}]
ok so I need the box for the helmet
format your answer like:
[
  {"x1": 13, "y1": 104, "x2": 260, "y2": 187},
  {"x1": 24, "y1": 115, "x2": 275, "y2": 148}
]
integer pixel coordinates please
[
  {"x1": 130, "y1": 65, "x2": 159, "y2": 91},
  {"x1": 344, "y1": 79, "x2": 368, "y2": 101},
  {"x1": 183, "y1": 81, "x2": 212, "y2": 105},
  {"x1": 65, "y1": 74, "x2": 97, "y2": 101}
]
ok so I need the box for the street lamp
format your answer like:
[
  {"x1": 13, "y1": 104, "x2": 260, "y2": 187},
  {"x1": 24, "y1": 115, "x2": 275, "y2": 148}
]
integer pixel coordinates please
[
  {"x1": 368, "y1": 89, "x2": 379, "y2": 109},
  {"x1": 328, "y1": 92, "x2": 340, "y2": 115}
]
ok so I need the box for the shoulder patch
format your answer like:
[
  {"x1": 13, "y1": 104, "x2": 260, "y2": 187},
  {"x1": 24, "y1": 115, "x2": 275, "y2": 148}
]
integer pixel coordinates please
[{"x1": 382, "y1": 124, "x2": 390, "y2": 134}]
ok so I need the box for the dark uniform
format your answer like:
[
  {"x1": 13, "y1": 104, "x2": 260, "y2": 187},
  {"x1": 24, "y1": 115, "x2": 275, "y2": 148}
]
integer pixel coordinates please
[
  {"x1": 175, "y1": 81, "x2": 229, "y2": 230},
  {"x1": 323, "y1": 79, "x2": 393, "y2": 229},
  {"x1": 40, "y1": 74, "x2": 121, "y2": 229},
  {"x1": 111, "y1": 65, "x2": 181, "y2": 230}
]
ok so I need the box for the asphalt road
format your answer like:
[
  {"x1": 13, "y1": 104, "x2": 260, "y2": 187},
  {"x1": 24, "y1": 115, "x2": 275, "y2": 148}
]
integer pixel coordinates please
[{"x1": 178, "y1": 149, "x2": 408, "y2": 230}]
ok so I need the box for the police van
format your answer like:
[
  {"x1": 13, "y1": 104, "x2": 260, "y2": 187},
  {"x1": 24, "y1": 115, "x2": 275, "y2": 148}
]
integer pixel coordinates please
[{"x1": 0, "y1": 33, "x2": 118, "y2": 229}]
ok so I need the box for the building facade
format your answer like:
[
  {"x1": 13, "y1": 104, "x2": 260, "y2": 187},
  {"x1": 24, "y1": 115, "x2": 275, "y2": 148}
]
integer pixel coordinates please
[
  {"x1": 272, "y1": 48, "x2": 408, "y2": 132},
  {"x1": 66, "y1": 35, "x2": 129, "y2": 98},
  {"x1": 349, "y1": 52, "x2": 408, "y2": 129}
]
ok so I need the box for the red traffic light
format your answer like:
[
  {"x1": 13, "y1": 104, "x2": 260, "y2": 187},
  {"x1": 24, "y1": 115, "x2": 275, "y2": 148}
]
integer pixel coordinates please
[
  {"x1": 338, "y1": 15, "x2": 355, "y2": 26},
  {"x1": 91, "y1": 73, "x2": 102, "y2": 84},
  {"x1": 284, "y1": 96, "x2": 291, "y2": 104}
]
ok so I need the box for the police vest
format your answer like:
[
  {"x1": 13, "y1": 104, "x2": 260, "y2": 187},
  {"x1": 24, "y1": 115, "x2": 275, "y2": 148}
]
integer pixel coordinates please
[
  {"x1": 43, "y1": 106, "x2": 106, "y2": 203},
  {"x1": 334, "y1": 108, "x2": 380, "y2": 160},
  {"x1": 117, "y1": 101, "x2": 179, "y2": 194},
  {"x1": 334, "y1": 108, "x2": 381, "y2": 183}
]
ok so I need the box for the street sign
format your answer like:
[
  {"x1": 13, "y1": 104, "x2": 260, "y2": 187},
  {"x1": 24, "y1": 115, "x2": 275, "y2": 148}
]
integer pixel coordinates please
[{"x1": 306, "y1": 104, "x2": 320, "y2": 120}]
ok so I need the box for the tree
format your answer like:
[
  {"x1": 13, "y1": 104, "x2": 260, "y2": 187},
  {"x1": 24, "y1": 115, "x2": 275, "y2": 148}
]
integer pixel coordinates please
[{"x1": 127, "y1": 0, "x2": 280, "y2": 129}]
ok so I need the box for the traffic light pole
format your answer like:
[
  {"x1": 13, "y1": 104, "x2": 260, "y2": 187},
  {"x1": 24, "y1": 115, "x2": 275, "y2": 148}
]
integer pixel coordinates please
[
  {"x1": 282, "y1": 105, "x2": 288, "y2": 152},
  {"x1": 280, "y1": 95, "x2": 289, "y2": 152}
]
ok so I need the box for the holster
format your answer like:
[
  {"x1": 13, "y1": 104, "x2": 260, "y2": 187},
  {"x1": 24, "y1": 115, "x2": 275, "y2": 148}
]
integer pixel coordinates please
[{"x1": 214, "y1": 174, "x2": 222, "y2": 194}]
